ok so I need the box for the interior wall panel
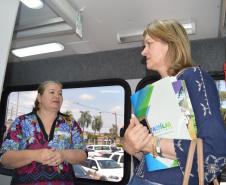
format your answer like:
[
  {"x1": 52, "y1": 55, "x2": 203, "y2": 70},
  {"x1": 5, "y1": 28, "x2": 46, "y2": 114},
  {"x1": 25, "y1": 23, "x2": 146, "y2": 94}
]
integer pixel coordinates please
[
  {"x1": 191, "y1": 38, "x2": 225, "y2": 72},
  {"x1": 4, "y1": 38, "x2": 226, "y2": 88}
]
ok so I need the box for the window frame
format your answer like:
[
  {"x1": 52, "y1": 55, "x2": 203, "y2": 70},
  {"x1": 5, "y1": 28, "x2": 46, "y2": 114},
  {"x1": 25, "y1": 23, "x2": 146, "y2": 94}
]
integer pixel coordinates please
[{"x1": 0, "y1": 78, "x2": 131, "y2": 185}]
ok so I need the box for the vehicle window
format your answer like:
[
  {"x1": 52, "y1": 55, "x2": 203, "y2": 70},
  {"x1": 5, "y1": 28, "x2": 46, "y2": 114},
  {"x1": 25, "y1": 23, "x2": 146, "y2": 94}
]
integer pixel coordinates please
[
  {"x1": 82, "y1": 159, "x2": 91, "y2": 168},
  {"x1": 102, "y1": 146, "x2": 110, "y2": 150},
  {"x1": 102, "y1": 153, "x2": 111, "y2": 158},
  {"x1": 94, "y1": 146, "x2": 101, "y2": 150},
  {"x1": 215, "y1": 79, "x2": 226, "y2": 127},
  {"x1": 87, "y1": 146, "x2": 94, "y2": 150},
  {"x1": 73, "y1": 164, "x2": 91, "y2": 179},
  {"x1": 112, "y1": 155, "x2": 119, "y2": 162},
  {"x1": 74, "y1": 165, "x2": 85, "y2": 176},
  {"x1": 120, "y1": 155, "x2": 124, "y2": 163},
  {"x1": 0, "y1": 79, "x2": 131, "y2": 184},
  {"x1": 91, "y1": 160, "x2": 98, "y2": 169},
  {"x1": 97, "y1": 159, "x2": 120, "y2": 169}
]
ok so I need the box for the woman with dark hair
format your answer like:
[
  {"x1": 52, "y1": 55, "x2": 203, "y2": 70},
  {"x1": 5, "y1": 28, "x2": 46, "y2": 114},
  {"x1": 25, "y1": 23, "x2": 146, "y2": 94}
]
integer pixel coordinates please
[
  {"x1": 123, "y1": 19, "x2": 226, "y2": 185},
  {"x1": 0, "y1": 80, "x2": 87, "y2": 185}
]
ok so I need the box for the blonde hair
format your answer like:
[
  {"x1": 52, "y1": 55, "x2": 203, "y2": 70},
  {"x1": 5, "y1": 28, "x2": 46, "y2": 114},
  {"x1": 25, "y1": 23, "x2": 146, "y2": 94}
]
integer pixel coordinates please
[
  {"x1": 33, "y1": 80, "x2": 63, "y2": 111},
  {"x1": 143, "y1": 19, "x2": 193, "y2": 76}
]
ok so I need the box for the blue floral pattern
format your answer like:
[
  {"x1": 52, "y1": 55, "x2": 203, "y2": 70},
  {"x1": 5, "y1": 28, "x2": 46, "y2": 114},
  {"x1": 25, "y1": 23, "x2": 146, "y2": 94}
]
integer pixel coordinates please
[
  {"x1": 0, "y1": 112, "x2": 86, "y2": 185},
  {"x1": 205, "y1": 155, "x2": 226, "y2": 182}
]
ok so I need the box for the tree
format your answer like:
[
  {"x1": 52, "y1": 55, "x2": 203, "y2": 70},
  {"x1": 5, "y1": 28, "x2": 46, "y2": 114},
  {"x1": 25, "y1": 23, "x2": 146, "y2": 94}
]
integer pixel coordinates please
[
  {"x1": 109, "y1": 124, "x2": 118, "y2": 138},
  {"x1": 91, "y1": 118, "x2": 97, "y2": 135},
  {"x1": 62, "y1": 111, "x2": 74, "y2": 123},
  {"x1": 63, "y1": 110, "x2": 73, "y2": 117},
  {"x1": 78, "y1": 111, "x2": 92, "y2": 132},
  {"x1": 92, "y1": 115, "x2": 103, "y2": 135}
]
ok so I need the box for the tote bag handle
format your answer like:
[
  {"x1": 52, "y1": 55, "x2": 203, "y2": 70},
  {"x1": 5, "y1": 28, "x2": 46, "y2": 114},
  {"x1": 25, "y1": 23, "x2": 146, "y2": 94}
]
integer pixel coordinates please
[{"x1": 182, "y1": 138, "x2": 219, "y2": 185}]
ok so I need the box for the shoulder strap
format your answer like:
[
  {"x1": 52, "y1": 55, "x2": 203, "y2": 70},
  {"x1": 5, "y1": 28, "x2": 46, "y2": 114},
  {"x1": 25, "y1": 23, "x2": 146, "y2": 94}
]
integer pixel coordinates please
[
  {"x1": 197, "y1": 138, "x2": 204, "y2": 185},
  {"x1": 182, "y1": 139, "x2": 197, "y2": 185},
  {"x1": 183, "y1": 138, "x2": 220, "y2": 185}
]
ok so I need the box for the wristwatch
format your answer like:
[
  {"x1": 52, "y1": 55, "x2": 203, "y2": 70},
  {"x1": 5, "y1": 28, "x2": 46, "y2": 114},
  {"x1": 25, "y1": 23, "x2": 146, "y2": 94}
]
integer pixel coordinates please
[{"x1": 156, "y1": 137, "x2": 163, "y2": 157}]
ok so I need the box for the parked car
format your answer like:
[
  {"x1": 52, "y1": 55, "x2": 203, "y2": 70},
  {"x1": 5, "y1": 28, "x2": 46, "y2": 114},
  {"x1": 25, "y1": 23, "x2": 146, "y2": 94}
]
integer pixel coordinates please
[
  {"x1": 109, "y1": 151, "x2": 124, "y2": 167},
  {"x1": 109, "y1": 145, "x2": 118, "y2": 152},
  {"x1": 73, "y1": 164, "x2": 91, "y2": 179},
  {"x1": 81, "y1": 157, "x2": 123, "y2": 182},
  {"x1": 87, "y1": 145, "x2": 112, "y2": 157},
  {"x1": 101, "y1": 153, "x2": 112, "y2": 158},
  {"x1": 116, "y1": 147, "x2": 124, "y2": 152}
]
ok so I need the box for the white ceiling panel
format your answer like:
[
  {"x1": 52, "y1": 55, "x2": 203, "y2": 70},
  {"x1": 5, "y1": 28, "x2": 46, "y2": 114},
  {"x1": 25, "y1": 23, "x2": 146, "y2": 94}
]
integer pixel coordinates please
[{"x1": 9, "y1": 0, "x2": 223, "y2": 62}]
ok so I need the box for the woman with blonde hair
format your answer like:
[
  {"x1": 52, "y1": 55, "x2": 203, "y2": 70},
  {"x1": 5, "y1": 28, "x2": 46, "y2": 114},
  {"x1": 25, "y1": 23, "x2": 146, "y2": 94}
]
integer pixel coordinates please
[{"x1": 123, "y1": 19, "x2": 226, "y2": 185}]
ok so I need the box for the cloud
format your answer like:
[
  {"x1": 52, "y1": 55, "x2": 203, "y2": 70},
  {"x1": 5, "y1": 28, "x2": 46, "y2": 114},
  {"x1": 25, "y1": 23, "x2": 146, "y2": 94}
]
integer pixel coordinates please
[
  {"x1": 7, "y1": 91, "x2": 37, "y2": 117},
  {"x1": 13, "y1": 91, "x2": 36, "y2": 108},
  {"x1": 19, "y1": 91, "x2": 37, "y2": 106},
  {"x1": 79, "y1": 93, "x2": 95, "y2": 101},
  {"x1": 61, "y1": 99, "x2": 81, "y2": 119},
  {"x1": 111, "y1": 105, "x2": 122, "y2": 113}
]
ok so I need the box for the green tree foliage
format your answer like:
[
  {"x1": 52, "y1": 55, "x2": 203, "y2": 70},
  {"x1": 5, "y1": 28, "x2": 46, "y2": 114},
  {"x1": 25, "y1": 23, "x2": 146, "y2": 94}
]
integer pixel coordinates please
[
  {"x1": 63, "y1": 110, "x2": 73, "y2": 117},
  {"x1": 219, "y1": 91, "x2": 226, "y2": 103},
  {"x1": 78, "y1": 111, "x2": 92, "y2": 132},
  {"x1": 92, "y1": 115, "x2": 103, "y2": 135}
]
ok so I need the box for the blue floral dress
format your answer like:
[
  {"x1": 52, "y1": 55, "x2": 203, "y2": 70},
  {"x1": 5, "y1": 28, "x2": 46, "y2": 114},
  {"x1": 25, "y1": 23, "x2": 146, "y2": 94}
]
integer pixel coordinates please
[
  {"x1": 130, "y1": 67, "x2": 226, "y2": 185},
  {"x1": 0, "y1": 112, "x2": 86, "y2": 185}
]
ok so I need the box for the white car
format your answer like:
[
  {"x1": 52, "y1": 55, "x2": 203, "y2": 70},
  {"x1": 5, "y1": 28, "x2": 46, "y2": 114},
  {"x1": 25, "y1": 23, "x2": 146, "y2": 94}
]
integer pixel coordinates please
[
  {"x1": 109, "y1": 151, "x2": 124, "y2": 167},
  {"x1": 73, "y1": 164, "x2": 91, "y2": 179},
  {"x1": 81, "y1": 157, "x2": 123, "y2": 182},
  {"x1": 87, "y1": 145, "x2": 112, "y2": 157}
]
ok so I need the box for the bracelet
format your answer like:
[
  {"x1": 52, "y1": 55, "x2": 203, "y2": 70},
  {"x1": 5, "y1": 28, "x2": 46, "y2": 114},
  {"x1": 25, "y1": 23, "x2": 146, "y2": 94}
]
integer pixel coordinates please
[
  {"x1": 156, "y1": 137, "x2": 163, "y2": 157},
  {"x1": 152, "y1": 136, "x2": 158, "y2": 158}
]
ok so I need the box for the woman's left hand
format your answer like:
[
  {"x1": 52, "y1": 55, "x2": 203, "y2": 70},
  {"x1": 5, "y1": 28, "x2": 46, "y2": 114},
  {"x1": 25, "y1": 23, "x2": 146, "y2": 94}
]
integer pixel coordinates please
[
  {"x1": 43, "y1": 149, "x2": 64, "y2": 166},
  {"x1": 123, "y1": 116, "x2": 152, "y2": 155}
]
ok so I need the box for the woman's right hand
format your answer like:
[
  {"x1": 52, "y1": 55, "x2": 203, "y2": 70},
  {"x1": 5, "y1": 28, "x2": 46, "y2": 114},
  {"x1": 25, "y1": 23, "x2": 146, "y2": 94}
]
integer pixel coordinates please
[
  {"x1": 123, "y1": 116, "x2": 152, "y2": 155},
  {"x1": 34, "y1": 148, "x2": 56, "y2": 165}
]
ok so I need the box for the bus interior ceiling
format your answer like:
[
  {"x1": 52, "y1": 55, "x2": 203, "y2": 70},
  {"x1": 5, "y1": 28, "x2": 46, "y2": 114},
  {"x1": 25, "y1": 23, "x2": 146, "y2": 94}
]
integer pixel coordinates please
[
  {"x1": 5, "y1": 0, "x2": 226, "y2": 87},
  {"x1": 1, "y1": 0, "x2": 226, "y2": 185}
]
